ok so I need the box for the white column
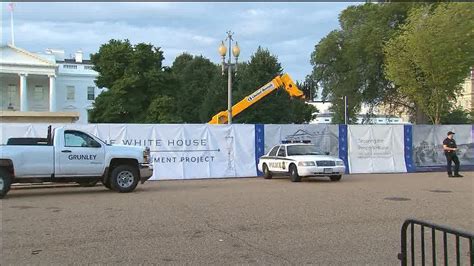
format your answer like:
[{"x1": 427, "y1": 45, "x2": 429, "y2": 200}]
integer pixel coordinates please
[
  {"x1": 49, "y1": 74, "x2": 57, "y2": 112},
  {"x1": 19, "y1": 73, "x2": 28, "y2": 112}
]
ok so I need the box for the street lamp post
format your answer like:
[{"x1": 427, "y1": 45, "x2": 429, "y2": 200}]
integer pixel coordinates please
[
  {"x1": 344, "y1": 95, "x2": 348, "y2": 125},
  {"x1": 218, "y1": 31, "x2": 240, "y2": 124}
]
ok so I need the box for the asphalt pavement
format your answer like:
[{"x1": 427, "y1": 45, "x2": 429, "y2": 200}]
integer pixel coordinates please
[{"x1": 1, "y1": 172, "x2": 473, "y2": 265}]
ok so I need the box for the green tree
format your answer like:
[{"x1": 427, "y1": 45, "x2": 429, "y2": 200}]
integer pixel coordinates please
[
  {"x1": 440, "y1": 107, "x2": 472, "y2": 124},
  {"x1": 146, "y1": 95, "x2": 182, "y2": 123},
  {"x1": 90, "y1": 41, "x2": 316, "y2": 124},
  {"x1": 89, "y1": 39, "x2": 175, "y2": 123},
  {"x1": 199, "y1": 73, "x2": 228, "y2": 122},
  {"x1": 384, "y1": 3, "x2": 474, "y2": 124},
  {"x1": 310, "y1": 3, "x2": 419, "y2": 123},
  {"x1": 232, "y1": 47, "x2": 315, "y2": 124},
  {"x1": 171, "y1": 53, "x2": 220, "y2": 123},
  {"x1": 297, "y1": 78, "x2": 318, "y2": 102}
]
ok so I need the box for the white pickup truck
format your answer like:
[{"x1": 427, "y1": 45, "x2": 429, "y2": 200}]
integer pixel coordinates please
[{"x1": 0, "y1": 126, "x2": 153, "y2": 198}]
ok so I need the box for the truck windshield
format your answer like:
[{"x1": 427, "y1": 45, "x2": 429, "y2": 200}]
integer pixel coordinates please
[{"x1": 287, "y1": 145, "x2": 323, "y2": 156}]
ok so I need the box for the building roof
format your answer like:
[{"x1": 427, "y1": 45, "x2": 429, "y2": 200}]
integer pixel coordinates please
[{"x1": 1, "y1": 44, "x2": 56, "y2": 67}]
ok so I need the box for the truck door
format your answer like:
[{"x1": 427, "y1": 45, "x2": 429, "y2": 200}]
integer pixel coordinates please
[{"x1": 56, "y1": 130, "x2": 105, "y2": 177}]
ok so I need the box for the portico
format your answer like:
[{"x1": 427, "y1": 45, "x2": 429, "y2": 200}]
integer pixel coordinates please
[
  {"x1": 1, "y1": 45, "x2": 57, "y2": 112},
  {"x1": 0, "y1": 45, "x2": 79, "y2": 123}
]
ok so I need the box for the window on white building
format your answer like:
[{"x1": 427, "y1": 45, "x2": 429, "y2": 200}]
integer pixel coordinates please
[
  {"x1": 7, "y1": 85, "x2": 16, "y2": 101},
  {"x1": 64, "y1": 64, "x2": 77, "y2": 69},
  {"x1": 67, "y1": 86, "x2": 75, "y2": 101},
  {"x1": 87, "y1": 86, "x2": 95, "y2": 100},
  {"x1": 7, "y1": 85, "x2": 16, "y2": 109},
  {"x1": 34, "y1": 86, "x2": 45, "y2": 101}
]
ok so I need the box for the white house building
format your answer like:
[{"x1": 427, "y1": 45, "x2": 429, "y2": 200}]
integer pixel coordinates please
[{"x1": 0, "y1": 45, "x2": 99, "y2": 123}]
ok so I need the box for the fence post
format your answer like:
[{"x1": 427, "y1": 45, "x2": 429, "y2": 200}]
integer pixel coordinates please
[
  {"x1": 399, "y1": 220, "x2": 410, "y2": 266},
  {"x1": 338, "y1": 124, "x2": 349, "y2": 174},
  {"x1": 255, "y1": 124, "x2": 265, "y2": 176},
  {"x1": 399, "y1": 219, "x2": 474, "y2": 266}
]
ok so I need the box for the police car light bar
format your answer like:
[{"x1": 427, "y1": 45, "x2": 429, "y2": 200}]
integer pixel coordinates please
[{"x1": 281, "y1": 140, "x2": 311, "y2": 144}]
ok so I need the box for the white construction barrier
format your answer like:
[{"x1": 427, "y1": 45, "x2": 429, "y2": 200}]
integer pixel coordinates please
[
  {"x1": 347, "y1": 125, "x2": 406, "y2": 173},
  {"x1": 264, "y1": 124, "x2": 339, "y2": 156},
  {"x1": 0, "y1": 123, "x2": 257, "y2": 180},
  {"x1": 2, "y1": 123, "x2": 472, "y2": 176},
  {"x1": 413, "y1": 125, "x2": 474, "y2": 171}
]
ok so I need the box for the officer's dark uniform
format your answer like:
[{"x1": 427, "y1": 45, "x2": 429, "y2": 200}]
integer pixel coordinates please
[{"x1": 443, "y1": 132, "x2": 461, "y2": 177}]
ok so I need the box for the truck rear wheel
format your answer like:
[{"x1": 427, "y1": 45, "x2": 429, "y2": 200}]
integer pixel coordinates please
[
  {"x1": 0, "y1": 168, "x2": 12, "y2": 199},
  {"x1": 110, "y1": 165, "x2": 139, "y2": 193}
]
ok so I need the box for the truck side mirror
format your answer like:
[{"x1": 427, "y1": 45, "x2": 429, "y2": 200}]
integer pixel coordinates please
[
  {"x1": 47, "y1": 125, "x2": 52, "y2": 145},
  {"x1": 89, "y1": 140, "x2": 101, "y2": 148}
]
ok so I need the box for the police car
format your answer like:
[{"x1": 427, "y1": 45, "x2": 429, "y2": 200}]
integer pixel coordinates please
[{"x1": 257, "y1": 141, "x2": 346, "y2": 182}]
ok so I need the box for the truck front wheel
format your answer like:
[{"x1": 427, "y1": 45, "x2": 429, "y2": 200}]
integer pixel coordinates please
[
  {"x1": 110, "y1": 165, "x2": 139, "y2": 193},
  {"x1": 0, "y1": 168, "x2": 12, "y2": 199}
]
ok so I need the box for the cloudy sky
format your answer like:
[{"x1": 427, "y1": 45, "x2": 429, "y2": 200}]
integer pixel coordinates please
[{"x1": 1, "y1": 2, "x2": 358, "y2": 82}]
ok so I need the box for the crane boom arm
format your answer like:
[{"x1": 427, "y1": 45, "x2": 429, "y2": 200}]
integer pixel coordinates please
[{"x1": 209, "y1": 73, "x2": 304, "y2": 124}]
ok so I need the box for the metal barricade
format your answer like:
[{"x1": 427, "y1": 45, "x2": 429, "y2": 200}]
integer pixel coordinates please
[{"x1": 398, "y1": 219, "x2": 474, "y2": 266}]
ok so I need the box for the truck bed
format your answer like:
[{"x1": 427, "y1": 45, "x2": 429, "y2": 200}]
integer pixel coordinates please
[{"x1": 6, "y1": 138, "x2": 50, "y2": 146}]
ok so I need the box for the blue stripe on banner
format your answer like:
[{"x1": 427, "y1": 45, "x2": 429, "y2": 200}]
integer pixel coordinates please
[
  {"x1": 255, "y1": 124, "x2": 265, "y2": 176},
  {"x1": 404, "y1": 125, "x2": 416, "y2": 173},
  {"x1": 338, "y1": 124, "x2": 349, "y2": 174}
]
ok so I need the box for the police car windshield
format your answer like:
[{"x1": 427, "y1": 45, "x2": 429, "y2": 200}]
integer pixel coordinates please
[{"x1": 287, "y1": 145, "x2": 323, "y2": 156}]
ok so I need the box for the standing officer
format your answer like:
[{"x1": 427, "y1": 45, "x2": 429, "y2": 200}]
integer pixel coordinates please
[{"x1": 442, "y1": 131, "x2": 463, "y2": 177}]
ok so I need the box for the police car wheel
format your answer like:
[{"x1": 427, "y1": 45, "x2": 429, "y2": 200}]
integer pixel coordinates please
[
  {"x1": 263, "y1": 164, "x2": 272, "y2": 179},
  {"x1": 289, "y1": 164, "x2": 301, "y2": 182},
  {"x1": 329, "y1": 175, "x2": 342, "y2": 182},
  {"x1": 0, "y1": 168, "x2": 12, "y2": 199}
]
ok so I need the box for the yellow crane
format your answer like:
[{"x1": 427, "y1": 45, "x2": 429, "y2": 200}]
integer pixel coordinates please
[{"x1": 209, "y1": 73, "x2": 305, "y2": 124}]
